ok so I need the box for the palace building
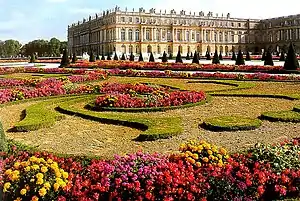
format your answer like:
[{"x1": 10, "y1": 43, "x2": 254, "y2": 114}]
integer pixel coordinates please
[{"x1": 67, "y1": 6, "x2": 300, "y2": 57}]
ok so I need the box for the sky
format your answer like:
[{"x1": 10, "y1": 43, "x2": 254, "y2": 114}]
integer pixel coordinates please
[{"x1": 0, "y1": 0, "x2": 300, "y2": 44}]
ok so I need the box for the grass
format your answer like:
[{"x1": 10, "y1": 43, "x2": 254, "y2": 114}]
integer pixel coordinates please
[
  {"x1": 56, "y1": 95, "x2": 183, "y2": 141},
  {"x1": 10, "y1": 96, "x2": 86, "y2": 132},
  {"x1": 260, "y1": 110, "x2": 300, "y2": 123},
  {"x1": 202, "y1": 116, "x2": 262, "y2": 131}
]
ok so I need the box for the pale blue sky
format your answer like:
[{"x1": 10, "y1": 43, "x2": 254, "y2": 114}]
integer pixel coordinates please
[{"x1": 0, "y1": 0, "x2": 300, "y2": 44}]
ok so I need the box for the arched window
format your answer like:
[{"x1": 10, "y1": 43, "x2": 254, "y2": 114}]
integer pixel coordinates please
[
  {"x1": 146, "y1": 29, "x2": 150, "y2": 40},
  {"x1": 135, "y1": 29, "x2": 140, "y2": 41},
  {"x1": 128, "y1": 29, "x2": 133, "y2": 41},
  {"x1": 121, "y1": 29, "x2": 125, "y2": 41},
  {"x1": 147, "y1": 45, "x2": 152, "y2": 53},
  {"x1": 186, "y1": 31, "x2": 190, "y2": 41},
  {"x1": 121, "y1": 45, "x2": 126, "y2": 54},
  {"x1": 129, "y1": 45, "x2": 133, "y2": 53},
  {"x1": 157, "y1": 45, "x2": 161, "y2": 54}
]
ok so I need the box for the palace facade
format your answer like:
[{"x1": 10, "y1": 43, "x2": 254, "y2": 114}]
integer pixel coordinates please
[{"x1": 67, "y1": 6, "x2": 300, "y2": 56}]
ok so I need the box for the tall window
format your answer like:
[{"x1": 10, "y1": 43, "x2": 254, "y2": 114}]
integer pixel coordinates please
[
  {"x1": 219, "y1": 32, "x2": 223, "y2": 42},
  {"x1": 225, "y1": 33, "x2": 228, "y2": 42},
  {"x1": 156, "y1": 29, "x2": 160, "y2": 41},
  {"x1": 206, "y1": 31, "x2": 209, "y2": 41},
  {"x1": 168, "y1": 46, "x2": 172, "y2": 54},
  {"x1": 146, "y1": 29, "x2": 150, "y2": 40},
  {"x1": 177, "y1": 31, "x2": 181, "y2": 41},
  {"x1": 157, "y1": 45, "x2": 161, "y2": 54},
  {"x1": 128, "y1": 29, "x2": 133, "y2": 41},
  {"x1": 214, "y1": 32, "x2": 217, "y2": 42},
  {"x1": 121, "y1": 45, "x2": 126, "y2": 54},
  {"x1": 129, "y1": 45, "x2": 133, "y2": 53},
  {"x1": 136, "y1": 46, "x2": 139, "y2": 54},
  {"x1": 135, "y1": 29, "x2": 139, "y2": 41},
  {"x1": 231, "y1": 32, "x2": 235, "y2": 42},
  {"x1": 196, "y1": 33, "x2": 200, "y2": 42},
  {"x1": 186, "y1": 31, "x2": 190, "y2": 41},
  {"x1": 147, "y1": 45, "x2": 152, "y2": 53},
  {"x1": 167, "y1": 31, "x2": 171, "y2": 40},
  {"x1": 192, "y1": 32, "x2": 195, "y2": 40},
  {"x1": 121, "y1": 29, "x2": 125, "y2": 41}
]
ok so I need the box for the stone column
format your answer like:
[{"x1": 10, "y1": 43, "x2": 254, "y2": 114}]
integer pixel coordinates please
[{"x1": 152, "y1": 28, "x2": 154, "y2": 41}]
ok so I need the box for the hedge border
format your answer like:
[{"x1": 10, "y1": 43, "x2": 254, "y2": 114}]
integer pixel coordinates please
[
  {"x1": 0, "y1": 121, "x2": 7, "y2": 152},
  {"x1": 209, "y1": 93, "x2": 299, "y2": 100},
  {"x1": 201, "y1": 116, "x2": 262, "y2": 131},
  {"x1": 293, "y1": 105, "x2": 300, "y2": 112},
  {"x1": 260, "y1": 110, "x2": 300, "y2": 123},
  {"x1": 56, "y1": 96, "x2": 183, "y2": 141}
]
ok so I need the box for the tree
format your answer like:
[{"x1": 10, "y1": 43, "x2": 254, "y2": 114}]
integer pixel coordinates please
[
  {"x1": 96, "y1": 54, "x2": 100, "y2": 60},
  {"x1": 71, "y1": 53, "x2": 77, "y2": 63},
  {"x1": 168, "y1": 53, "x2": 173, "y2": 59},
  {"x1": 138, "y1": 53, "x2": 144, "y2": 62},
  {"x1": 235, "y1": 50, "x2": 245, "y2": 65},
  {"x1": 2, "y1": 40, "x2": 22, "y2": 57},
  {"x1": 29, "y1": 53, "x2": 36, "y2": 63},
  {"x1": 60, "y1": 49, "x2": 69, "y2": 67},
  {"x1": 89, "y1": 51, "x2": 95, "y2": 62},
  {"x1": 206, "y1": 51, "x2": 211, "y2": 60},
  {"x1": 264, "y1": 50, "x2": 274, "y2": 66},
  {"x1": 101, "y1": 54, "x2": 105, "y2": 60},
  {"x1": 48, "y1": 38, "x2": 61, "y2": 57},
  {"x1": 149, "y1": 52, "x2": 155, "y2": 62},
  {"x1": 113, "y1": 52, "x2": 118, "y2": 60},
  {"x1": 176, "y1": 51, "x2": 183, "y2": 63},
  {"x1": 284, "y1": 43, "x2": 299, "y2": 70},
  {"x1": 245, "y1": 51, "x2": 251, "y2": 61},
  {"x1": 186, "y1": 52, "x2": 190, "y2": 60},
  {"x1": 129, "y1": 52, "x2": 135, "y2": 61},
  {"x1": 231, "y1": 52, "x2": 236, "y2": 60},
  {"x1": 121, "y1": 53, "x2": 126, "y2": 60},
  {"x1": 192, "y1": 51, "x2": 199, "y2": 64},
  {"x1": 107, "y1": 53, "x2": 111, "y2": 60},
  {"x1": 219, "y1": 52, "x2": 223, "y2": 60},
  {"x1": 162, "y1": 51, "x2": 168, "y2": 62},
  {"x1": 279, "y1": 52, "x2": 285, "y2": 61},
  {"x1": 212, "y1": 50, "x2": 220, "y2": 64}
]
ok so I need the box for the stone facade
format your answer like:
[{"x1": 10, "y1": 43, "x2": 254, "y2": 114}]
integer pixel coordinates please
[{"x1": 67, "y1": 6, "x2": 265, "y2": 56}]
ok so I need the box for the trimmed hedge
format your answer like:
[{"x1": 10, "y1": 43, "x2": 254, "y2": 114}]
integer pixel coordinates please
[
  {"x1": 202, "y1": 116, "x2": 262, "y2": 131},
  {"x1": 10, "y1": 96, "x2": 87, "y2": 132},
  {"x1": 86, "y1": 97, "x2": 210, "y2": 113},
  {"x1": 0, "y1": 121, "x2": 7, "y2": 152},
  {"x1": 260, "y1": 110, "x2": 300, "y2": 123},
  {"x1": 293, "y1": 105, "x2": 300, "y2": 112},
  {"x1": 56, "y1": 96, "x2": 183, "y2": 141},
  {"x1": 210, "y1": 93, "x2": 299, "y2": 100}
]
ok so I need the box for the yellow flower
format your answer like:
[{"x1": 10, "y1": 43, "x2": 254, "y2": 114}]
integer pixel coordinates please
[
  {"x1": 217, "y1": 154, "x2": 223, "y2": 159},
  {"x1": 5, "y1": 169, "x2": 12, "y2": 175},
  {"x1": 53, "y1": 183, "x2": 60, "y2": 191},
  {"x1": 44, "y1": 182, "x2": 51, "y2": 190},
  {"x1": 55, "y1": 171, "x2": 62, "y2": 178},
  {"x1": 38, "y1": 188, "x2": 47, "y2": 197},
  {"x1": 207, "y1": 150, "x2": 213, "y2": 155},
  {"x1": 3, "y1": 182, "x2": 11, "y2": 192},
  {"x1": 62, "y1": 172, "x2": 69, "y2": 179},
  {"x1": 31, "y1": 196, "x2": 39, "y2": 201},
  {"x1": 217, "y1": 163, "x2": 223, "y2": 167},
  {"x1": 224, "y1": 155, "x2": 229, "y2": 159},
  {"x1": 20, "y1": 188, "x2": 27, "y2": 195},
  {"x1": 30, "y1": 156, "x2": 38, "y2": 163},
  {"x1": 60, "y1": 181, "x2": 67, "y2": 188},
  {"x1": 14, "y1": 162, "x2": 21, "y2": 169},
  {"x1": 47, "y1": 158, "x2": 53, "y2": 164},
  {"x1": 195, "y1": 162, "x2": 202, "y2": 167},
  {"x1": 30, "y1": 178, "x2": 35, "y2": 183},
  {"x1": 219, "y1": 148, "x2": 227, "y2": 155},
  {"x1": 40, "y1": 166, "x2": 48, "y2": 173},
  {"x1": 202, "y1": 157, "x2": 209, "y2": 163},
  {"x1": 36, "y1": 173, "x2": 44, "y2": 179},
  {"x1": 11, "y1": 171, "x2": 20, "y2": 181},
  {"x1": 14, "y1": 197, "x2": 22, "y2": 201},
  {"x1": 192, "y1": 153, "x2": 199, "y2": 160},
  {"x1": 32, "y1": 165, "x2": 39, "y2": 170},
  {"x1": 25, "y1": 166, "x2": 31, "y2": 172},
  {"x1": 186, "y1": 157, "x2": 195, "y2": 164},
  {"x1": 36, "y1": 178, "x2": 44, "y2": 185}
]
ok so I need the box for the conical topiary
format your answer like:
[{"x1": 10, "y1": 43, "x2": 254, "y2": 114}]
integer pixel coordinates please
[
  {"x1": 89, "y1": 52, "x2": 95, "y2": 62},
  {"x1": 219, "y1": 52, "x2": 223, "y2": 60},
  {"x1": 279, "y1": 52, "x2": 285, "y2": 61},
  {"x1": 168, "y1": 53, "x2": 173, "y2": 59},
  {"x1": 176, "y1": 51, "x2": 183, "y2": 63},
  {"x1": 96, "y1": 54, "x2": 100, "y2": 60},
  {"x1": 138, "y1": 53, "x2": 144, "y2": 62},
  {"x1": 129, "y1": 52, "x2": 135, "y2": 61},
  {"x1": 190, "y1": 52, "x2": 193, "y2": 58},
  {"x1": 261, "y1": 52, "x2": 266, "y2": 61},
  {"x1": 264, "y1": 50, "x2": 274, "y2": 66},
  {"x1": 30, "y1": 53, "x2": 36, "y2": 63},
  {"x1": 149, "y1": 52, "x2": 155, "y2": 62},
  {"x1": 245, "y1": 51, "x2": 251, "y2": 61},
  {"x1": 192, "y1": 51, "x2": 199, "y2": 64},
  {"x1": 121, "y1": 53, "x2": 126, "y2": 60},
  {"x1": 231, "y1": 51, "x2": 236, "y2": 60},
  {"x1": 71, "y1": 53, "x2": 77, "y2": 63},
  {"x1": 114, "y1": 52, "x2": 118, "y2": 60},
  {"x1": 162, "y1": 51, "x2": 168, "y2": 62},
  {"x1": 101, "y1": 54, "x2": 105, "y2": 60},
  {"x1": 197, "y1": 52, "x2": 200, "y2": 60},
  {"x1": 60, "y1": 49, "x2": 69, "y2": 67},
  {"x1": 107, "y1": 53, "x2": 111, "y2": 60},
  {"x1": 284, "y1": 43, "x2": 299, "y2": 70},
  {"x1": 212, "y1": 50, "x2": 220, "y2": 64},
  {"x1": 206, "y1": 51, "x2": 211, "y2": 60},
  {"x1": 276, "y1": 51, "x2": 280, "y2": 57},
  {"x1": 235, "y1": 50, "x2": 245, "y2": 65},
  {"x1": 186, "y1": 52, "x2": 190, "y2": 60}
]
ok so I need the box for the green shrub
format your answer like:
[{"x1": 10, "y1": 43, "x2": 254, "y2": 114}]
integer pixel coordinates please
[
  {"x1": 212, "y1": 50, "x2": 220, "y2": 64},
  {"x1": 202, "y1": 116, "x2": 262, "y2": 131},
  {"x1": 260, "y1": 110, "x2": 300, "y2": 122},
  {"x1": 149, "y1": 52, "x2": 155, "y2": 62},
  {"x1": 235, "y1": 50, "x2": 245, "y2": 65},
  {"x1": 89, "y1": 52, "x2": 95, "y2": 62},
  {"x1": 284, "y1": 43, "x2": 299, "y2": 70},
  {"x1": 138, "y1": 53, "x2": 144, "y2": 62},
  {"x1": 264, "y1": 50, "x2": 274, "y2": 66},
  {"x1": 248, "y1": 140, "x2": 300, "y2": 172},
  {"x1": 161, "y1": 51, "x2": 168, "y2": 62},
  {"x1": 192, "y1": 51, "x2": 199, "y2": 64},
  {"x1": 113, "y1": 52, "x2": 118, "y2": 61},
  {"x1": 175, "y1": 51, "x2": 183, "y2": 63}
]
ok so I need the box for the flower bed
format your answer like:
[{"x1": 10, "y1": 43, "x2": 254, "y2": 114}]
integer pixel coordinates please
[
  {"x1": 2, "y1": 139, "x2": 300, "y2": 200},
  {"x1": 69, "y1": 60, "x2": 295, "y2": 73},
  {"x1": 90, "y1": 83, "x2": 206, "y2": 111}
]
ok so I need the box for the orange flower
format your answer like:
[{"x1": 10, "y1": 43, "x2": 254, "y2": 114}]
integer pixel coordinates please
[{"x1": 202, "y1": 157, "x2": 209, "y2": 163}]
